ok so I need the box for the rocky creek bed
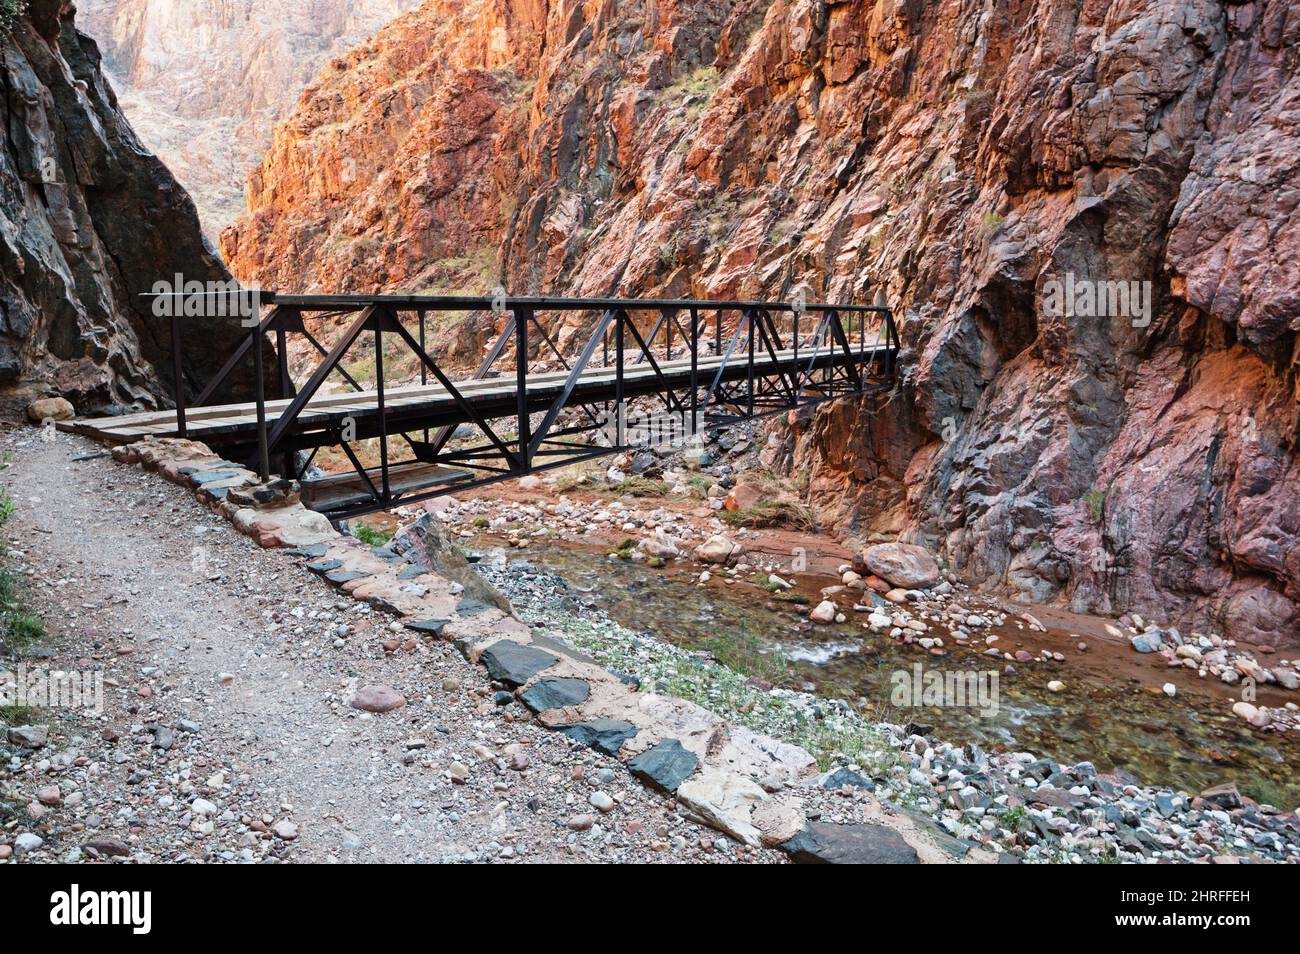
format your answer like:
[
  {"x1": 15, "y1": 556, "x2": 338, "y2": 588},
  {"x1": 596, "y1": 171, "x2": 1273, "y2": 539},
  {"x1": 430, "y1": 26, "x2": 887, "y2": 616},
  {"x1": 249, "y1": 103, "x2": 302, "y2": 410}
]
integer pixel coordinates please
[{"x1": 464, "y1": 540, "x2": 1300, "y2": 863}]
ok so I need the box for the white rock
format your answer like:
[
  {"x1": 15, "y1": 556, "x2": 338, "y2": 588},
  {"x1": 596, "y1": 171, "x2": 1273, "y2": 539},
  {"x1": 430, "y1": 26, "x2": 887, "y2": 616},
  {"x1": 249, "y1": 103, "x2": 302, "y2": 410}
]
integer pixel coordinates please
[{"x1": 809, "y1": 600, "x2": 837, "y2": 624}]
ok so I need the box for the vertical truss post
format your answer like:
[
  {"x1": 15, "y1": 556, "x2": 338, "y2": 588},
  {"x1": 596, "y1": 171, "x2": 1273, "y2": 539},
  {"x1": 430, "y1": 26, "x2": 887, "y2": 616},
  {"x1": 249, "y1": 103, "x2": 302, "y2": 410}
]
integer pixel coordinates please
[
  {"x1": 664, "y1": 307, "x2": 673, "y2": 360},
  {"x1": 418, "y1": 308, "x2": 428, "y2": 442},
  {"x1": 251, "y1": 325, "x2": 270, "y2": 481},
  {"x1": 615, "y1": 309, "x2": 626, "y2": 443},
  {"x1": 793, "y1": 307, "x2": 800, "y2": 391},
  {"x1": 515, "y1": 308, "x2": 531, "y2": 471},
  {"x1": 689, "y1": 307, "x2": 699, "y2": 437},
  {"x1": 746, "y1": 307, "x2": 756, "y2": 416},
  {"x1": 169, "y1": 311, "x2": 187, "y2": 438},
  {"x1": 375, "y1": 315, "x2": 390, "y2": 502}
]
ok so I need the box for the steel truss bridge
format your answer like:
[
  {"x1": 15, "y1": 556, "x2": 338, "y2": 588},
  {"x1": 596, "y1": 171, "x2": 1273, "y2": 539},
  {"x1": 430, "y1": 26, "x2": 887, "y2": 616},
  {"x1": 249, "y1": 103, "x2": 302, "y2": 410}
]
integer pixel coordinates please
[{"x1": 63, "y1": 294, "x2": 900, "y2": 520}]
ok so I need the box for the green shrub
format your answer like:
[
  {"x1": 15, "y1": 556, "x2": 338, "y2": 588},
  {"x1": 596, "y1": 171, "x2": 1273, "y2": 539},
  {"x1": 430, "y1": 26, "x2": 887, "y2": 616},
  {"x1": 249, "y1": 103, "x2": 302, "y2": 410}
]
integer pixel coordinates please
[
  {"x1": 0, "y1": 1, "x2": 25, "y2": 32},
  {"x1": 352, "y1": 524, "x2": 392, "y2": 547}
]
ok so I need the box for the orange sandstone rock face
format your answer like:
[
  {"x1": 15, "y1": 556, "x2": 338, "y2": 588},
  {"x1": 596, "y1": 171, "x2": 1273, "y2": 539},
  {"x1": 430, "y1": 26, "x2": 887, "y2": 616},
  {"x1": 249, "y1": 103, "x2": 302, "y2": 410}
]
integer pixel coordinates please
[{"x1": 224, "y1": 0, "x2": 1300, "y2": 641}]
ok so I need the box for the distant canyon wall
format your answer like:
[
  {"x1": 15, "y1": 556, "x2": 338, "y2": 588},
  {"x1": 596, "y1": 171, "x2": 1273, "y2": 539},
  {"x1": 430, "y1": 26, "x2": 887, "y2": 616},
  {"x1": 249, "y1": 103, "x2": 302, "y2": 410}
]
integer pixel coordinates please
[
  {"x1": 76, "y1": 0, "x2": 420, "y2": 233},
  {"x1": 221, "y1": 0, "x2": 1299, "y2": 640}
]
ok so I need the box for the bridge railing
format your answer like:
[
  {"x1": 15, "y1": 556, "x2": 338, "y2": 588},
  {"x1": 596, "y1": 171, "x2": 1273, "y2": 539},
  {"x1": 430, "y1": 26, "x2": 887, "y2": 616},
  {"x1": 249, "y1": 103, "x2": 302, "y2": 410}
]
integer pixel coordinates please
[{"x1": 155, "y1": 293, "x2": 898, "y2": 518}]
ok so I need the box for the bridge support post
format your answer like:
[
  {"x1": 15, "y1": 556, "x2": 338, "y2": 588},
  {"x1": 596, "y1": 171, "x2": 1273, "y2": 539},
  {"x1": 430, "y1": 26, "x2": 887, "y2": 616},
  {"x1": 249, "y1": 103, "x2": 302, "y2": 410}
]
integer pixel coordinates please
[
  {"x1": 169, "y1": 312, "x2": 187, "y2": 439},
  {"x1": 515, "y1": 308, "x2": 531, "y2": 471},
  {"x1": 251, "y1": 325, "x2": 270, "y2": 481},
  {"x1": 375, "y1": 316, "x2": 390, "y2": 503}
]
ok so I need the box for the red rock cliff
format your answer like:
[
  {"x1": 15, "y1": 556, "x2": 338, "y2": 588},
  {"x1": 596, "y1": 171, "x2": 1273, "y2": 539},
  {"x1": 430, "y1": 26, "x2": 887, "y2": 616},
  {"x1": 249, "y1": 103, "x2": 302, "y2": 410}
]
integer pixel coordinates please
[{"x1": 222, "y1": 0, "x2": 1300, "y2": 640}]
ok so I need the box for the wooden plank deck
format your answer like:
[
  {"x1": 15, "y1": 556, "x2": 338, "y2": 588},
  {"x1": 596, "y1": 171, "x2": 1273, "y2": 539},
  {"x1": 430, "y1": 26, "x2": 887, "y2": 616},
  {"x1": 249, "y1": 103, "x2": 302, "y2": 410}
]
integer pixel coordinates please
[{"x1": 299, "y1": 461, "x2": 473, "y2": 513}]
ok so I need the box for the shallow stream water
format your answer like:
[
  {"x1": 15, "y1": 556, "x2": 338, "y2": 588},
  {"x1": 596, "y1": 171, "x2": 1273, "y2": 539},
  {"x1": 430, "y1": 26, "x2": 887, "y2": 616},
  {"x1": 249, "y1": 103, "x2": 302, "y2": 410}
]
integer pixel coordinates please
[{"x1": 484, "y1": 540, "x2": 1300, "y2": 808}]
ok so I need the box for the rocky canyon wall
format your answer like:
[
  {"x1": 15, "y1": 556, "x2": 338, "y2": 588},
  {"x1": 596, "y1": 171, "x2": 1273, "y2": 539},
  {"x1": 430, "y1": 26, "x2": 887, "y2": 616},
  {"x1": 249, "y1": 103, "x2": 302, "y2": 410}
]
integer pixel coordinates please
[
  {"x1": 1, "y1": 0, "x2": 257, "y2": 412},
  {"x1": 222, "y1": 0, "x2": 1299, "y2": 640},
  {"x1": 76, "y1": 0, "x2": 420, "y2": 232}
]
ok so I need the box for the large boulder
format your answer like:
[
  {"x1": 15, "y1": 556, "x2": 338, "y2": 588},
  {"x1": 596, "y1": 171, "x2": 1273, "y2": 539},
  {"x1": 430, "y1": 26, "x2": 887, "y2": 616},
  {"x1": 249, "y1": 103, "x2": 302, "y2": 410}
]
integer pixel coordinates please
[
  {"x1": 694, "y1": 535, "x2": 743, "y2": 565},
  {"x1": 724, "y1": 477, "x2": 765, "y2": 512},
  {"x1": 861, "y1": 543, "x2": 940, "y2": 590},
  {"x1": 26, "y1": 397, "x2": 74, "y2": 422},
  {"x1": 387, "y1": 513, "x2": 512, "y2": 614}
]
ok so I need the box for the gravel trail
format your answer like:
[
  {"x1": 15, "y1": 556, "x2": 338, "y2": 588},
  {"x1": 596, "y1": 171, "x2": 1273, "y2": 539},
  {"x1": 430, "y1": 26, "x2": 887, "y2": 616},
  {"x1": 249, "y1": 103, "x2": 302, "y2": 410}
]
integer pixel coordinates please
[{"x1": 0, "y1": 428, "x2": 783, "y2": 864}]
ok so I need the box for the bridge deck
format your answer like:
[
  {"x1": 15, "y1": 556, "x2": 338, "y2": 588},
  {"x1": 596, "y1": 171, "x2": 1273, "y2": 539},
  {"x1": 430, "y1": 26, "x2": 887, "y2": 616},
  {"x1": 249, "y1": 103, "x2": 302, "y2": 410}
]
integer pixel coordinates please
[{"x1": 61, "y1": 342, "x2": 889, "y2": 449}]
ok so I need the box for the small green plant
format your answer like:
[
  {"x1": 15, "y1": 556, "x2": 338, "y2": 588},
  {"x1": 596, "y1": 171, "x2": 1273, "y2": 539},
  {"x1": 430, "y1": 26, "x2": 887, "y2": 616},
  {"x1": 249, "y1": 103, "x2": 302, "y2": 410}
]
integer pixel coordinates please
[
  {"x1": 352, "y1": 524, "x2": 392, "y2": 547},
  {"x1": 999, "y1": 806, "x2": 1030, "y2": 833},
  {"x1": 1083, "y1": 487, "x2": 1106, "y2": 524},
  {"x1": 0, "y1": 704, "x2": 38, "y2": 726},
  {"x1": 979, "y1": 211, "x2": 1005, "y2": 237},
  {"x1": 471, "y1": 516, "x2": 490, "y2": 529},
  {"x1": 0, "y1": 1, "x2": 26, "y2": 33}
]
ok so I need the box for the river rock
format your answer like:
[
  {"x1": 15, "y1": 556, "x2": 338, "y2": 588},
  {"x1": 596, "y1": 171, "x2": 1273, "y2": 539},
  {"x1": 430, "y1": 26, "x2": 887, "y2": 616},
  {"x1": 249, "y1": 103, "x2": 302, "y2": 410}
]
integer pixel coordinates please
[
  {"x1": 821, "y1": 767, "x2": 875, "y2": 790},
  {"x1": 1198, "y1": 782, "x2": 1243, "y2": 810},
  {"x1": 1231, "y1": 701, "x2": 1270, "y2": 727},
  {"x1": 781, "y1": 822, "x2": 919, "y2": 864},
  {"x1": 349, "y1": 684, "x2": 406, "y2": 712},
  {"x1": 694, "y1": 535, "x2": 742, "y2": 565},
  {"x1": 7, "y1": 725, "x2": 48, "y2": 748},
  {"x1": 13, "y1": 833, "x2": 44, "y2": 855},
  {"x1": 809, "y1": 600, "x2": 837, "y2": 623},
  {"x1": 627, "y1": 739, "x2": 698, "y2": 792},
  {"x1": 861, "y1": 543, "x2": 939, "y2": 589},
  {"x1": 638, "y1": 537, "x2": 680, "y2": 560},
  {"x1": 84, "y1": 837, "x2": 131, "y2": 858},
  {"x1": 1130, "y1": 631, "x2": 1164, "y2": 653}
]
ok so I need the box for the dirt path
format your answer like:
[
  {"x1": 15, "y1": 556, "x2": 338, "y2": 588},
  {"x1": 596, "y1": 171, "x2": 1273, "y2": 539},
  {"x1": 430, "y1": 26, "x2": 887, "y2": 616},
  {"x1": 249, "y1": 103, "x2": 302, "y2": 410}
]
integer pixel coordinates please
[{"x1": 0, "y1": 427, "x2": 782, "y2": 864}]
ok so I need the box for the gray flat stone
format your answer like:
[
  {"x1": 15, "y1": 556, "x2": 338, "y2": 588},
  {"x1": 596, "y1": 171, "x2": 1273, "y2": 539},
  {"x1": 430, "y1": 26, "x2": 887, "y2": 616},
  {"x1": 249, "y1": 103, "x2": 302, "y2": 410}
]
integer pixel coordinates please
[
  {"x1": 479, "y1": 640, "x2": 559, "y2": 687},
  {"x1": 307, "y1": 559, "x2": 344, "y2": 573},
  {"x1": 520, "y1": 678, "x2": 590, "y2": 713},
  {"x1": 191, "y1": 470, "x2": 243, "y2": 485},
  {"x1": 325, "y1": 570, "x2": 368, "y2": 585},
  {"x1": 286, "y1": 543, "x2": 330, "y2": 558},
  {"x1": 397, "y1": 565, "x2": 425, "y2": 580},
  {"x1": 403, "y1": 618, "x2": 449, "y2": 635},
  {"x1": 456, "y1": 596, "x2": 493, "y2": 616},
  {"x1": 562, "y1": 719, "x2": 637, "y2": 756},
  {"x1": 780, "y1": 822, "x2": 919, "y2": 864},
  {"x1": 627, "y1": 739, "x2": 697, "y2": 792},
  {"x1": 822, "y1": 767, "x2": 875, "y2": 791}
]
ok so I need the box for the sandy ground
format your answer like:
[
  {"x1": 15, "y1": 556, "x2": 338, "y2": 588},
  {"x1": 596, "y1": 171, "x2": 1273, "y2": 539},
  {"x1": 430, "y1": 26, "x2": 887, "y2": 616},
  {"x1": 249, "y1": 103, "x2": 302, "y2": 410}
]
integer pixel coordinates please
[{"x1": 0, "y1": 426, "x2": 785, "y2": 864}]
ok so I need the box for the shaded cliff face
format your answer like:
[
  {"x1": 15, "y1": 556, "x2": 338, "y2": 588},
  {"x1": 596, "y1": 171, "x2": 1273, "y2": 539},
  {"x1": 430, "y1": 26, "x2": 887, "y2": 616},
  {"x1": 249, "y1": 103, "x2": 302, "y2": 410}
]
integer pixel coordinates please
[
  {"x1": 223, "y1": 0, "x2": 1299, "y2": 640},
  {"x1": 76, "y1": 0, "x2": 420, "y2": 232},
  {"x1": 1, "y1": 0, "x2": 256, "y2": 412}
]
